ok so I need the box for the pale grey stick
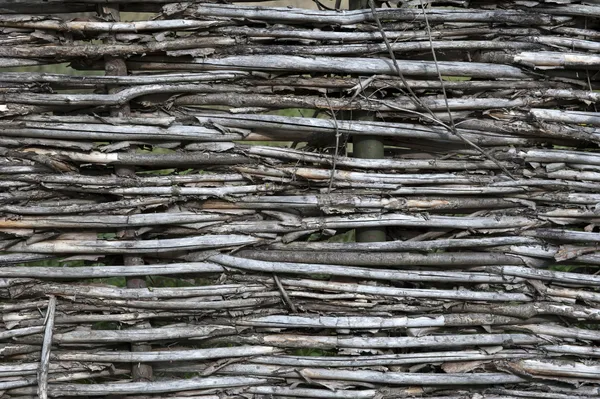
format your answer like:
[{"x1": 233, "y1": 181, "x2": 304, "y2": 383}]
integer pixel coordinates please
[{"x1": 37, "y1": 296, "x2": 56, "y2": 399}]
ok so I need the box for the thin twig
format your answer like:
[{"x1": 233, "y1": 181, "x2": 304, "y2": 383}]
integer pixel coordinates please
[
  {"x1": 367, "y1": 0, "x2": 516, "y2": 180},
  {"x1": 273, "y1": 274, "x2": 298, "y2": 313},
  {"x1": 37, "y1": 295, "x2": 56, "y2": 399},
  {"x1": 324, "y1": 93, "x2": 341, "y2": 193},
  {"x1": 366, "y1": 0, "x2": 429, "y2": 110},
  {"x1": 417, "y1": 0, "x2": 517, "y2": 180}
]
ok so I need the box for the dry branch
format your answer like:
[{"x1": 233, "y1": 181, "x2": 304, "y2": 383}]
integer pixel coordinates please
[
  {"x1": 125, "y1": 55, "x2": 530, "y2": 79},
  {"x1": 0, "y1": 1, "x2": 598, "y2": 396},
  {"x1": 3, "y1": 235, "x2": 263, "y2": 254},
  {"x1": 182, "y1": 4, "x2": 567, "y2": 26},
  {"x1": 36, "y1": 296, "x2": 55, "y2": 399},
  {"x1": 34, "y1": 377, "x2": 269, "y2": 396}
]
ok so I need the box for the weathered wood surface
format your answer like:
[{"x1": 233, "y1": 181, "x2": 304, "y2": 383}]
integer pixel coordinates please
[{"x1": 1, "y1": 0, "x2": 600, "y2": 397}]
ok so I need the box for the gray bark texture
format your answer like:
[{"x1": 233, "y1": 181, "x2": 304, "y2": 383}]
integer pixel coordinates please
[{"x1": 1, "y1": 0, "x2": 599, "y2": 397}]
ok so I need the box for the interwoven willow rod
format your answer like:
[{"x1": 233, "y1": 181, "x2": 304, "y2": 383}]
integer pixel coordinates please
[{"x1": 1, "y1": 0, "x2": 600, "y2": 398}]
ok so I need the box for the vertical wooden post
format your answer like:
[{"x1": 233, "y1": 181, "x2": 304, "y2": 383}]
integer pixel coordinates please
[
  {"x1": 99, "y1": 3, "x2": 153, "y2": 384},
  {"x1": 349, "y1": 0, "x2": 387, "y2": 244}
]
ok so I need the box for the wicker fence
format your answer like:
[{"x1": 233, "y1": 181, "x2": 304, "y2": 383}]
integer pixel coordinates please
[{"x1": 1, "y1": 0, "x2": 600, "y2": 397}]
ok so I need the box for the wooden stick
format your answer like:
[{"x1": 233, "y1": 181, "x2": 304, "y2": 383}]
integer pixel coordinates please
[
  {"x1": 36, "y1": 296, "x2": 55, "y2": 399},
  {"x1": 53, "y1": 345, "x2": 278, "y2": 363},
  {"x1": 197, "y1": 363, "x2": 527, "y2": 385},
  {"x1": 124, "y1": 54, "x2": 530, "y2": 79},
  {"x1": 181, "y1": 4, "x2": 566, "y2": 26},
  {"x1": 27, "y1": 377, "x2": 268, "y2": 396},
  {"x1": 3, "y1": 235, "x2": 263, "y2": 254}
]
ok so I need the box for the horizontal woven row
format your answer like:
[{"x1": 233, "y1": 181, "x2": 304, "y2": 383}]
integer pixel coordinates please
[{"x1": 1, "y1": 0, "x2": 600, "y2": 398}]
